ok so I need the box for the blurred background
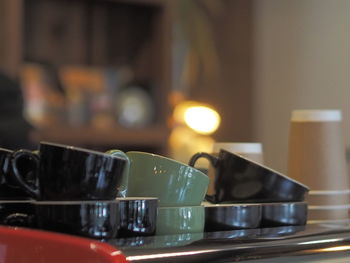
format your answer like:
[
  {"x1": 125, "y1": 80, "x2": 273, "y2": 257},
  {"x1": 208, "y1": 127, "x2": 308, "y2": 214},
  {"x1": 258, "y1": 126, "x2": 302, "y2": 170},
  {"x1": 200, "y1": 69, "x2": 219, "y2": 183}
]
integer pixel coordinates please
[{"x1": 0, "y1": 0, "x2": 350, "y2": 174}]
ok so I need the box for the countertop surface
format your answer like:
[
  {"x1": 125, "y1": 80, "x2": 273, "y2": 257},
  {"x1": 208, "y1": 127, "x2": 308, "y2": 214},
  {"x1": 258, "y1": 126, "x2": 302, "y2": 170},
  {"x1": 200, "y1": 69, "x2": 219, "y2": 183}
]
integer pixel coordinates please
[{"x1": 108, "y1": 224, "x2": 350, "y2": 263}]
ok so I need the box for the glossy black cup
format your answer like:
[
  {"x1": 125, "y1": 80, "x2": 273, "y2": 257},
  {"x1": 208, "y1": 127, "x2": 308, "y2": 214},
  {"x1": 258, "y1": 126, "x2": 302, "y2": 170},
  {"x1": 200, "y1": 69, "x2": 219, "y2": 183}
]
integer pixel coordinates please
[
  {"x1": 0, "y1": 200, "x2": 35, "y2": 228},
  {"x1": 189, "y1": 149, "x2": 309, "y2": 203},
  {"x1": 117, "y1": 197, "x2": 158, "y2": 238},
  {"x1": 0, "y1": 148, "x2": 35, "y2": 200},
  {"x1": 260, "y1": 202, "x2": 308, "y2": 227},
  {"x1": 35, "y1": 200, "x2": 120, "y2": 239},
  {"x1": 204, "y1": 203, "x2": 262, "y2": 232},
  {"x1": 10, "y1": 142, "x2": 128, "y2": 200}
]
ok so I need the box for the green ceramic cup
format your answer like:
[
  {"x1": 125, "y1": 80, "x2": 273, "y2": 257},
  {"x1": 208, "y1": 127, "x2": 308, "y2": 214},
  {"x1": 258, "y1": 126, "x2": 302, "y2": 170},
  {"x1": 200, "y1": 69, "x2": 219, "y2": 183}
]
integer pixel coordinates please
[
  {"x1": 156, "y1": 205, "x2": 205, "y2": 235},
  {"x1": 106, "y1": 150, "x2": 209, "y2": 207}
]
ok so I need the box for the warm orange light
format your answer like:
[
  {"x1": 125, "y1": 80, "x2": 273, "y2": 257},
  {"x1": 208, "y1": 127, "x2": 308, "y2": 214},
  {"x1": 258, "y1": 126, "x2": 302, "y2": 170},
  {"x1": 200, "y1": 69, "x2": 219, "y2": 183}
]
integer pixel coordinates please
[
  {"x1": 184, "y1": 106, "x2": 220, "y2": 134},
  {"x1": 318, "y1": 245, "x2": 350, "y2": 252},
  {"x1": 173, "y1": 101, "x2": 221, "y2": 135}
]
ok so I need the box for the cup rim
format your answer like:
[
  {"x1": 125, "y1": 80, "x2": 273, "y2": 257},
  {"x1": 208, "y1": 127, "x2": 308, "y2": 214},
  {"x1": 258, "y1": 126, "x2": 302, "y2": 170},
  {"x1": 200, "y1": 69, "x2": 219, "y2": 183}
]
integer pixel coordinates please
[
  {"x1": 309, "y1": 189, "x2": 350, "y2": 195},
  {"x1": 40, "y1": 141, "x2": 126, "y2": 161},
  {"x1": 158, "y1": 205, "x2": 204, "y2": 210},
  {"x1": 0, "y1": 200, "x2": 34, "y2": 203},
  {"x1": 220, "y1": 149, "x2": 309, "y2": 190},
  {"x1": 291, "y1": 109, "x2": 342, "y2": 122},
  {"x1": 127, "y1": 151, "x2": 207, "y2": 177},
  {"x1": 260, "y1": 202, "x2": 307, "y2": 206},
  {"x1": 203, "y1": 203, "x2": 261, "y2": 208},
  {"x1": 34, "y1": 200, "x2": 119, "y2": 205},
  {"x1": 307, "y1": 218, "x2": 350, "y2": 224},
  {"x1": 0, "y1": 147, "x2": 13, "y2": 154},
  {"x1": 213, "y1": 142, "x2": 262, "y2": 153},
  {"x1": 116, "y1": 197, "x2": 158, "y2": 201},
  {"x1": 308, "y1": 204, "x2": 350, "y2": 210}
]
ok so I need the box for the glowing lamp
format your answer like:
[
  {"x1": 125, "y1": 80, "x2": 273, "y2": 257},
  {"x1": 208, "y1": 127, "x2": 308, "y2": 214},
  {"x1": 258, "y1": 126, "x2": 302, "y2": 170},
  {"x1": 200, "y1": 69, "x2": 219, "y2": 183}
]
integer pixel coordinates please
[{"x1": 173, "y1": 101, "x2": 221, "y2": 135}]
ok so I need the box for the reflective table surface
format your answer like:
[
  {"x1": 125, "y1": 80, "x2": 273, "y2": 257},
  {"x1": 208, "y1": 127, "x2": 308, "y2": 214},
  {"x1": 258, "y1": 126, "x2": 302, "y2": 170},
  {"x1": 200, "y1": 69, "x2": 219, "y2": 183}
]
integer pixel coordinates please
[
  {"x1": 109, "y1": 223, "x2": 350, "y2": 263},
  {"x1": 1, "y1": 223, "x2": 350, "y2": 262}
]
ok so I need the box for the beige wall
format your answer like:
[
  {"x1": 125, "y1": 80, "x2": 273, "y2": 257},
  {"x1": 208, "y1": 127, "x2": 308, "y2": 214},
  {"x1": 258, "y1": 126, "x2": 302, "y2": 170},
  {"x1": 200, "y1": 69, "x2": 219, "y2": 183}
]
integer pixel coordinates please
[{"x1": 253, "y1": 0, "x2": 350, "y2": 173}]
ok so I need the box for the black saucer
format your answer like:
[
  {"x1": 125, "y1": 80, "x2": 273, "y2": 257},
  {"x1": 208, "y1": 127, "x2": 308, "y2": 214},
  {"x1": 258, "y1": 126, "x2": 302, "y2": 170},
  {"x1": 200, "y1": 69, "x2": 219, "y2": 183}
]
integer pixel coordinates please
[
  {"x1": 203, "y1": 202, "x2": 262, "y2": 232},
  {"x1": 260, "y1": 202, "x2": 308, "y2": 227}
]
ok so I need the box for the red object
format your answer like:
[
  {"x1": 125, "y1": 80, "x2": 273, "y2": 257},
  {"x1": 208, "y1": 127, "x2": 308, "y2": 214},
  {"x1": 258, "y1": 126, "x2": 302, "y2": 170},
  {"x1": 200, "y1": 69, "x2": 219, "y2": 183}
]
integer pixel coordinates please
[{"x1": 0, "y1": 226, "x2": 129, "y2": 263}]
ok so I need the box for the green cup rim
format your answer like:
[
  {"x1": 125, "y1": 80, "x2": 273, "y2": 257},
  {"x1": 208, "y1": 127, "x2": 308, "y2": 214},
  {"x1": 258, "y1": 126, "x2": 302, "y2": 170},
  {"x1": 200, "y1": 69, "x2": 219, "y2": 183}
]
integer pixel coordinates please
[
  {"x1": 158, "y1": 205, "x2": 204, "y2": 210},
  {"x1": 127, "y1": 151, "x2": 207, "y2": 178}
]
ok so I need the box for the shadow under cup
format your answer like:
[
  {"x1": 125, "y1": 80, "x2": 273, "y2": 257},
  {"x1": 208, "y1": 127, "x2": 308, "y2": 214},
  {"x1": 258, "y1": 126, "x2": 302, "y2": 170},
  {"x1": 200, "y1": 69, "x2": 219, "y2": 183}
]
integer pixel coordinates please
[
  {"x1": 11, "y1": 142, "x2": 128, "y2": 200},
  {"x1": 189, "y1": 149, "x2": 309, "y2": 203}
]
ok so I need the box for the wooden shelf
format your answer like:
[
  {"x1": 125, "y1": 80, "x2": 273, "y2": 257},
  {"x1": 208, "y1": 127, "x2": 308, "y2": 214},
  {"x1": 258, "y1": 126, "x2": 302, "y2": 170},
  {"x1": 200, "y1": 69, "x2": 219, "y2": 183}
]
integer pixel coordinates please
[
  {"x1": 0, "y1": 0, "x2": 172, "y2": 154},
  {"x1": 30, "y1": 125, "x2": 169, "y2": 148},
  {"x1": 107, "y1": 0, "x2": 167, "y2": 6}
]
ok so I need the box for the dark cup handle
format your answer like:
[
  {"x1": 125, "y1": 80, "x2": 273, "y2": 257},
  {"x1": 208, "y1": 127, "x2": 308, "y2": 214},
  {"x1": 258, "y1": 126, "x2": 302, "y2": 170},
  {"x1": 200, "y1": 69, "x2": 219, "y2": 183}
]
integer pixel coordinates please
[
  {"x1": 11, "y1": 150, "x2": 40, "y2": 199},
  {"x1": 188, "y1": 152, "x2": 219, "y2": 202}
]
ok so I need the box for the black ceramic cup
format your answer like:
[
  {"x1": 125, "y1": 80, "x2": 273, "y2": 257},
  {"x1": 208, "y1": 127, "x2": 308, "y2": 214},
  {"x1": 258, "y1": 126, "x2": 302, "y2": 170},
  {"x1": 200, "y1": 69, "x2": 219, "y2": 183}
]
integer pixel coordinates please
[
  {"x1": 117, "y1": 197, "x2": 158, "y2": 238},
  {"x1": 10, "y1": 142, "x2": 128, "y2": 200},
  {"x1": 0, "y1": 200, "x2": 35, "y2": 228},
  {"x1": 189, "y1": 149, "x2": 309, "y2": 203},
  {"x1": 204, "y1": 203, "x2": 262, "y2": 232},
  {"x1": 260, "y1": 202, "x2": 308, "y2": 227},
  {"x1": 0, "y1": 148, "x2": 36, "y2": 200},
  {"x1": 35, "y1": 200, "x2": 120, "y2": 239}
]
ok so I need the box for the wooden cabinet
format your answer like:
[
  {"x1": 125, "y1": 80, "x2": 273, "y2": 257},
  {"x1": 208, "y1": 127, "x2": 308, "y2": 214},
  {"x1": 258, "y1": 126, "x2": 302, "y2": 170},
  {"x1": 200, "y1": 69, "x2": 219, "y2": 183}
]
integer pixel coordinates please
[{"x1": 0, "y1": 0, "x2": 172, "y2": 154}]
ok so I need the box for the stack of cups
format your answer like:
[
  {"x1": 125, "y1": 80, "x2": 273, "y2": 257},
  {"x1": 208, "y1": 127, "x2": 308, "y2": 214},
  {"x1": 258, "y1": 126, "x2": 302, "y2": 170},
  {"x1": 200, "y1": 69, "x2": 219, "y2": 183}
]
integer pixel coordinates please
[
  {"x1": 190, "y1": 141, "x2": 309, "y2": 231},
  {"x1": 107, "y1": 151, "x2": 209, "y2": 236},
  {"x1": 0, "y1": 148, "x2": 36, "y2": 228},
  {"x1": 287, "y1": 109, "x2": 350, "y2": 224},
  {"x1": 204, "y1": 142, "x2": 265, "y2": 231},
  {"x1": 8, "y1": 142, "x2": 159, "y2": 239}
]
